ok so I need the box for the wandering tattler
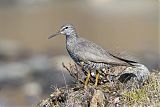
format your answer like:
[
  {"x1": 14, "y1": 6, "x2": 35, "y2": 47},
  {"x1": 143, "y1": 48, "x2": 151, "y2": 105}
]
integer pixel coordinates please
[{"x1": 48, "y1": 24, "x2": 137, "y2": 87}]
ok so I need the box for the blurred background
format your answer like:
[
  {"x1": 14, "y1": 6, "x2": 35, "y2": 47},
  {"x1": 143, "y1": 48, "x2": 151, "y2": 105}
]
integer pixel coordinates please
[{"x1": 0, "y1": 0, "x2": 159, "y2": 106}]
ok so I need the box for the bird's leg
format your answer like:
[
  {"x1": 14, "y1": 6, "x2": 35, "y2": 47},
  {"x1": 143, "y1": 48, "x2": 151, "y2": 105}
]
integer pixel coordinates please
[
  {"x1": 94, "y1": 70, "x2": 99, "y2": 87},
  {"x1": 84, "y1": 70, "x2": 90, "y2": 88}
]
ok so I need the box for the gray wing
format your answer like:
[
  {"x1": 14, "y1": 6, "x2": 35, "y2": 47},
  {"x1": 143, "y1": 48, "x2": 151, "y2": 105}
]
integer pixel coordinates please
[{"x1": 74, "y1": 38, "x2": 136, "y2": 65}]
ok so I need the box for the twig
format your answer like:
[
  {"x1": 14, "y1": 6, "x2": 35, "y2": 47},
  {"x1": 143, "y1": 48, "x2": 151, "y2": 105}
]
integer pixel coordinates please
[{"x1": 62, "y1": 62, "x2": 84, "y2": 83}]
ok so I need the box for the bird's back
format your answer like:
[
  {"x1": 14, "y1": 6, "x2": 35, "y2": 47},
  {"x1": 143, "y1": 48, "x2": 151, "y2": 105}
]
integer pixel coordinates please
[{"x1": 73, "y1": 37, "x2": 137, "y2": 66}]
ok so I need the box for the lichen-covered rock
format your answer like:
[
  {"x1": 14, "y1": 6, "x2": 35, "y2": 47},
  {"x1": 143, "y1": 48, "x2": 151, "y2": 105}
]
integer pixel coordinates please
[
  {"x1": 36, "y1": 71, "x2": 160, "y2": 107},
  {"x1": 63, "y1": 62, "x2": 150, "y2": 86},
  {"x1": 36, "y1": 86, "x2": 107, "y2": 107},
  {"x1": 90, "y1": 90, "x2": 105, "y2": 107},
  {"x1": 118, "y1": 63, "x2": 150, "y2": 85},
  {"x1": 36, "y1": 63, "x2": 157, "y2": 107}
]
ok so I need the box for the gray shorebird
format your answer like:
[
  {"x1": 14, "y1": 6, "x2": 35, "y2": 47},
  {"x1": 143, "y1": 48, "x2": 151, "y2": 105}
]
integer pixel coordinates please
[{"x1": 48, "y1": 24, "x2": 137, "y2": 87}]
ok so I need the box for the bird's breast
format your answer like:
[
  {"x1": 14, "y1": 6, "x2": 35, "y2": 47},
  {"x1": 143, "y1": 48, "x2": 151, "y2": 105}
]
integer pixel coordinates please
[{"x1": 66, "y1": 46, "x2": 79, "y2": 63}]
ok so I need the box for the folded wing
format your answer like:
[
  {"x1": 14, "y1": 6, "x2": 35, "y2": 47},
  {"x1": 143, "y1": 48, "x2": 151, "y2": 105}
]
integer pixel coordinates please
[{"x1": 74, "y1": 38, "x2": 137, "y2": 66}]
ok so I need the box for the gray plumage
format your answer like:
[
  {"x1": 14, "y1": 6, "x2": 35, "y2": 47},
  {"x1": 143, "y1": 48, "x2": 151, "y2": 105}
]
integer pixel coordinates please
[
  {"x1": 68, "y1": 37, "x2": 135, "y2": 66},
  {"x1": 49, "y1": 24, "x2": 137, "y2": 79}
]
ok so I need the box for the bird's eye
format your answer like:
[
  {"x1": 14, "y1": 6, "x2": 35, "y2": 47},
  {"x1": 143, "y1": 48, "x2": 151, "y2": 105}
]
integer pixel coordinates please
[{"x1": 65, "y1": 27, "x2": 68, "y2": 29}]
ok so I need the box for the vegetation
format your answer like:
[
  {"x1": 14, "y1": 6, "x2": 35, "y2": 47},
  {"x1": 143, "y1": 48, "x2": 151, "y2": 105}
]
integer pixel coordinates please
[
  {"x1": 121, "y1": 71, "x2": 160, "y2": 106},
  {"x1": 36, "y1": 67, "x2": 160, "y2": 107}
]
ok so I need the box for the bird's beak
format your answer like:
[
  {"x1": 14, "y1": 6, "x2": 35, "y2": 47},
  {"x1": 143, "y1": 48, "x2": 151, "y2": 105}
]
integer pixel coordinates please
[{"x1": 48, "y1": 32, "x2": 60, "y2": 39}]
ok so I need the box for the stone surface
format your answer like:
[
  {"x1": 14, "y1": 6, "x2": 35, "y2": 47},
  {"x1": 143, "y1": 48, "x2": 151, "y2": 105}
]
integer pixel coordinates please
[{"x1": 118, "y1": 63, "x2": 150, "y2": 85}]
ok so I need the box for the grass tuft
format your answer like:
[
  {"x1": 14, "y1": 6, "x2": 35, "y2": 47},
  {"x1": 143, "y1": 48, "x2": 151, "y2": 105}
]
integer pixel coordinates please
[
  {"x1": 36, "y1": 69, "x2": 160, "y2": 107},
  {"x1": 121, "y1": 71, "x2": 160, "y2": 106}
]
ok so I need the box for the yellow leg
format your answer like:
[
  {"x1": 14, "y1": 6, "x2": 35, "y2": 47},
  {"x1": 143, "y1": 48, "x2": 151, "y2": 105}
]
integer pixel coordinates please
[
  {"x1": 84, "y1": 71, "x2": 90, "y2": 88},
  {"x1": 94, "y1": 71, "x2": 99, "y2": 87}
]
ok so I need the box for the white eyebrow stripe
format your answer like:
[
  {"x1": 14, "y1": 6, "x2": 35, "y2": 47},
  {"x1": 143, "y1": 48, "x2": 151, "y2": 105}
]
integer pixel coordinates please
[{"x1": 61, "y1": 26, "x2": 68, "y2": 31}]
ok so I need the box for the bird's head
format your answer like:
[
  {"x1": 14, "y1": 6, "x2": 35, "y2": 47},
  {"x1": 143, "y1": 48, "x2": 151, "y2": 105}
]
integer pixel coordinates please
[{"x1": 48, "y1": 24, "x2": 76, "y2": 39}]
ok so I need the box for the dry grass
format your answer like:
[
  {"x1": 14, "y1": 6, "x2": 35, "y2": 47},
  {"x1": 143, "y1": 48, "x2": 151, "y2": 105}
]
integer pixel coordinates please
[
  {"x1": 120, "y1": 71, "x2": 160, "y2": 106},
  {"x1": 37, "y1": 70, "x2": 160, "y2": 107}
]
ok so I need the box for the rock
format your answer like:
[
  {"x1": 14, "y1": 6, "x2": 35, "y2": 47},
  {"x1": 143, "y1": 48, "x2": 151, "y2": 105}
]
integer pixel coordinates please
[
  {"x1": 36, "y1": 71, "x2": 160, "y2": 107},
  {"x1": 90, "y1": 90, "x2": 105, "y2": 107},
  {"x1": 118, "y1": 63, "x2": 150, "y2": 85}
]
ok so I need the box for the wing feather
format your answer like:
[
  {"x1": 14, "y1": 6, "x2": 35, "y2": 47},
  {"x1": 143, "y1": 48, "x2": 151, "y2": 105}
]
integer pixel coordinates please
[{"x1": 74, "y1": 38, "x2": 136, "y2": 65}]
